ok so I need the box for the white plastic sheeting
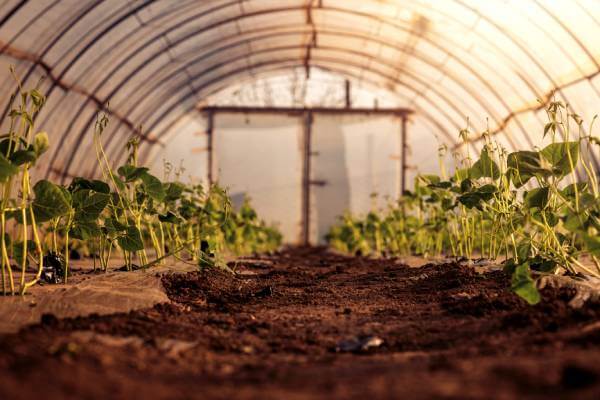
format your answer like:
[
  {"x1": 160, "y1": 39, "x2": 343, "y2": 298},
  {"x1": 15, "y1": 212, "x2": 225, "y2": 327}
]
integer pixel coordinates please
[
  {"x1": 213, "y1": 113, "x2": 304, "y2": 242},
  {"x1": 310, "y1": 113, "x2": 401, "y2": 243},
  {"x1": 0, "y1": 0, "x2": 600, "y2": 239},
  {"x1": 210, "y1": 111, "x2": 402, "y2": 243}
]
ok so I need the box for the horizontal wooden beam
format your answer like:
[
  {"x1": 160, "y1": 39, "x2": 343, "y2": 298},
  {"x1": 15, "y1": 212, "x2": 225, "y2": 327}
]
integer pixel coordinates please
[{"x1": 198, "y1": 105, "x2": 413, "y2": 117}]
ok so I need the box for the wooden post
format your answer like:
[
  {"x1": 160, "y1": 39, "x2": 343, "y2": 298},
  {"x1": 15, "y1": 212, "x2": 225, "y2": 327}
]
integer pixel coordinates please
[
  {"x1": 345, "y1": 79, "x2": 351, "y2": 108},
  {"x1": 206, "y1": 111, "x2": 214, "y2": 185},
  {"x1": 400, "y1": 116, "x2": 408, "y2": 195},
  {"x1": 301, "y1": 111, "x2": 313, "y2": 245}
]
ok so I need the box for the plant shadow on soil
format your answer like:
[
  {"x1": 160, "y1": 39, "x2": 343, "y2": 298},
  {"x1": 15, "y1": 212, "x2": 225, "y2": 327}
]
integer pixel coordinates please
[{"x1": 1, "y1": 246, "x2": 600, "y2": 399}]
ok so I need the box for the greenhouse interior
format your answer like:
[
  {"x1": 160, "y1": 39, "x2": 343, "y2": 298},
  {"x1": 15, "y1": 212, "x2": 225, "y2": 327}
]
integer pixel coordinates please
[{"x1": 0, "y1": 1, "x2": 600, "y2": 399}]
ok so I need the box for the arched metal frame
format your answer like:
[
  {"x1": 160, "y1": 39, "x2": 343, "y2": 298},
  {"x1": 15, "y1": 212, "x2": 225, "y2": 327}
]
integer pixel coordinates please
[{"x1": 0, "y1": 0, "x2": 599, "y2": 181}]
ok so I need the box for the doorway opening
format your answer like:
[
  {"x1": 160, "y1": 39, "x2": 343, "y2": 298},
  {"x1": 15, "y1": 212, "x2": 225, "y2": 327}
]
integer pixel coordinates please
[{"x1": 202, "y1": 106, "x2": 412, "y2": 244}]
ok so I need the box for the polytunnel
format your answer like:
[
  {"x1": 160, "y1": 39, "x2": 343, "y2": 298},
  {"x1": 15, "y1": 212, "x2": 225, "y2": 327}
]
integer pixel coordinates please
[
  {"x1": 4, "y1": 2, "x2": 600, "y2": 398},
  {"x1": 2, "y1": 0, "x2": 600, "y2": 244}
]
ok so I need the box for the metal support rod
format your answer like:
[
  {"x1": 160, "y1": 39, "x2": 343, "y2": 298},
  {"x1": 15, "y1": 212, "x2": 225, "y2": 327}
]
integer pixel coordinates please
[
  {"x1": 206, "y1": 111, "x2": 214, "y2": 185},
  {"x1": 301, "y1": 111, "x2": 313, "y2": 245},
  {"x1": 0, "y1": 40, "x2": 162, "y2": 145},
  {"x1": 400, "y1": 116, "x2": 408, "y2": 196}
]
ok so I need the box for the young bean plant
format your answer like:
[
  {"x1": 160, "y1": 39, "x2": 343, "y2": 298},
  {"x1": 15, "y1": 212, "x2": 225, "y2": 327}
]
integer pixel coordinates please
[
  {"x1": 328, "y1": 100, "x2": 600, "y2": 304},
  {"x1": 0, "y1": 70, "x2": 282, "y2": 296}
]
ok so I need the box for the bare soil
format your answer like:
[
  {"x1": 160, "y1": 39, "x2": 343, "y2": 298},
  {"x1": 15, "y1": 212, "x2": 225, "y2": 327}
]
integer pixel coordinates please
[{"x1": 1, "y1": 246, "x2": 599, "y2": 399}]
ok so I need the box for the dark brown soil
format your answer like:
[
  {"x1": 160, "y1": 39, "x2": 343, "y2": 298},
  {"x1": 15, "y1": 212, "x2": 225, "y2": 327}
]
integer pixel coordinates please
[{"x1": 1, "y1": 246, "x2": 600, "y2": 399}]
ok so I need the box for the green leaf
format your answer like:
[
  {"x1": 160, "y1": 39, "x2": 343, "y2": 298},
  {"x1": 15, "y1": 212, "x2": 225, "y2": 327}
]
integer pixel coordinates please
[
  {"x1": 118, "y1": 226, "x2": 144, "y2": 252},
  {"x1": 0, "y1": 138, "x2": 18, "y2": 155},
  {"x1": 511, "y1": 262, "x2": 541, "y2": 305},
  {"x1": 90, "y1": 180, "x2": 110, "y2": 194},
  {"x1": 561, "y1": 182, "x2": 588, "y2": 198},
  {"x1": 33, "y1": 132, "x2": 49, "y2": 157},
  {"x1": 470, "y1": 148, "x2": 500, "y2": 180},
  {"x1": 563, "y1": 211, "x2": 585, "y2": 232},
  {"x1": 441, "y1": 197, "x2": 455, "y2": 210},
  {"x1": 524, "y1": 187, "x2": 550, "y2": 209},
  {"x1": 540, "y1": 142, "x2": 579, "y2": 176},
  {"x1": 164, "y1": 182, "x2": 184, "y2": 201},
  {"x1": 543, "y1": 121, "x2": 555, "y2": 138},
  {"x1": 73, "y1": 190, "x2": 110, "y2": 222},
  {"x1": 503, "y1": 258, "x2": 518, "y2": 274},
  {"x1": 69, "y1": 177, "x2": 111, "y2": 194},
  {"x1": 140, "y1": 172, "x2": 165, "y2": 202},
  {"x1": 0, "y1": 153, "x2": 19, "y2": 182},
  {"x1": 112, "y1": 174, "x2": 126, "y2": 191},
  {"x1": 579, "y1": 193, "x2": 597, "y2": 210},
  {"x1": 583, "y1": 234, "x2": 600, "y2": 256},
  {"x1": 516, "y1": 242, "x2": 531, "y2": 262},
  {"x1": 460, "y1": 178, "x2": 473, "y2": 193},
  {"x1": 417, "y1": 174, "x2": 440, "y2": 185},
  {"x1": 457, "y1": 184, "x2": 497, "y2": 209},
  {"x1": 158, "y1": 211, "x2": 182, "y2": 224},
  {"x1": 104, "y1": 217, "x2": 128, "y2": 234},
  {"x1": 532, "y1": 210, "x2": 558, "y2": 227},
  {"x1": 458, "y1": 192, "x2": 483, "y2": 209},
  {"x1": 478, "y1": 184, "x2": 497, "y2": 195},
  {"x1": 428, "y1": 180, "x2": 452, "y2": 189},
  {"x1": 6, "y1": 209, "x2": 24, "y2": 224},
  {"x1": 9, "y1": 149, "x2": 37, "y2": 166},
  {"x1": 240, "y1": 201, "x2": 258, "y2": 220},
  {"x1": 71, "y1": 221, "x2": 102, "y2": 240},
  {"x1": 32, "y1": 180, "x2": 72, "y2": 223},
  {"x1": 529, "y1": 255, "x2": 558, "y2": 273},
  {"x1": 117, "y1": 164, "x2": 149, "y2": 182},
  {"x1": 507, "y1": 151, "x2": 549, "y2": 187}
]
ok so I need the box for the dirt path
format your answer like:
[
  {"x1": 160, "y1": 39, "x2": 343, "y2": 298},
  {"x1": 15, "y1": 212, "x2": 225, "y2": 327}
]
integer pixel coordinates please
[{"x1": 1, "y1": 247, "x2": 599, "y2": 399}]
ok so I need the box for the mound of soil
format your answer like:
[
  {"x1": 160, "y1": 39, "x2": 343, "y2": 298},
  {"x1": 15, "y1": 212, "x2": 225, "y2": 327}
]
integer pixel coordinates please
[{"x1": 0, "y1": 246, "x2": 599, "y2": 399}]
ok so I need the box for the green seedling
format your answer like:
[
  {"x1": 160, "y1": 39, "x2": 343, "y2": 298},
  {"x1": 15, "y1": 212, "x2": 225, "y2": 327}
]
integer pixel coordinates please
[
  {"x1": 328, "y1": 100, "x2": 600, "y2": 304},
  {"x1": 0, "y1": 68, "x2": 281, "y2": 296}
]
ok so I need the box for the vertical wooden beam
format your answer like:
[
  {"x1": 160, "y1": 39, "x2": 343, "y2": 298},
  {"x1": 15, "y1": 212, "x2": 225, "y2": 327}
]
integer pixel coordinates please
[
  {"x1": 345, "y1": 79, "x2": 351, "y2": 108},
  {"x1": 206, "y1": 111, "x2": 214, "y2": 185},
  {"x1": 400, "y1": 115, "x2": 408, "y2": 195},
  {"x1": 301, "y1": 111, "x2": 313, "y2": 245}
]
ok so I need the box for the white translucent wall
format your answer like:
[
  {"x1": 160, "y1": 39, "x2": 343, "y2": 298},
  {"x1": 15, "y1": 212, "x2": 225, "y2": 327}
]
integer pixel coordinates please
[
  {"x1": 150, "y1": 115, "x2": 208, "y2": 184},
  {"x1": 213, "y1": 113, "x2": 304, "y2": 243},
  {"x1": 310, "y1": 114, "x2": 401, "y2": 243},
  {"x1": 196, "y1": 111, "x2": 403, "y2": 244}
]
